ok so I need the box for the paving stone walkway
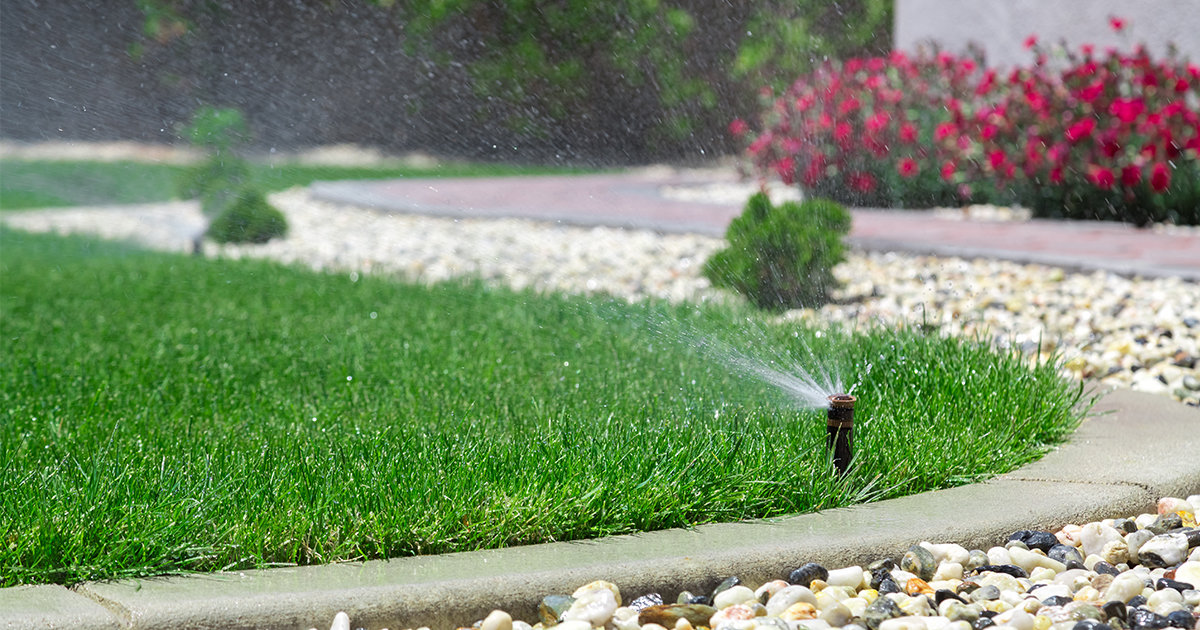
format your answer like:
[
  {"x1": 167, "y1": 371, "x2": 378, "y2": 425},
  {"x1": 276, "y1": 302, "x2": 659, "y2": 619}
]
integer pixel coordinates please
[{"x1": 310, "y1": 171, "x2": 1200, "y2": 281}]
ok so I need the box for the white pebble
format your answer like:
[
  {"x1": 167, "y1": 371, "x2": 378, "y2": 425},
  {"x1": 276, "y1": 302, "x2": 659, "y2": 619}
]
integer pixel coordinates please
[
  {"x1": 879, "y1": 616, "x2": 929, "y2": 630},
  {"x1": 766, "y1": 586, "x2": 817, "y2": 616},
  {"x1": 1079, "y1": 523, "x2": 1123, "y2": 558},
  {"x1": 827, "y1": 566, "x2": 865, "y2": 589},
  {"x1": 329, "y1": 611, "x2": 350, "y2": 630},
  {"x1": 713, "y1": 585, "x2": 757, "y2": 609},
  {"x1": 481, "y1": 610, "x2": 513, "y2": 630},
  {"x1": 1138, "y1": 533, "x2": 1190, "y2": 568}
]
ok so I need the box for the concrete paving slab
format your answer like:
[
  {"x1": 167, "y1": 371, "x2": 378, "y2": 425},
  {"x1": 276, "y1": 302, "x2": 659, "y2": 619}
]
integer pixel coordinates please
[
  {"x1": 1002, "y1": 388, "x2": 1200, "y2": 497},
  {"x1": 7, "y1": 390, "x2": 1199, "y2": 630},
  {"x1": 0, "y1": 585, "x2": 122, "y2": 630}
]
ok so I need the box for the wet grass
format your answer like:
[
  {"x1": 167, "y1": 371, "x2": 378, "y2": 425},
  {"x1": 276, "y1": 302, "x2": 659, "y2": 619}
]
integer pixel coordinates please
[
  {"x1": 0, "y1": 228, "x2": 1087, "y2": 586},
  {"x1": 0, "y1": 159, "x2": 597, "y2": 210}
]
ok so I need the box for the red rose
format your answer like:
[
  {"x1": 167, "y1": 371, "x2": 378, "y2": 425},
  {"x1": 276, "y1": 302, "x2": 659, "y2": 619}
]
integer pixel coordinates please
[
  {"x1": 1150, "y1": 163, "x2": 1171, "y2": 192},
  {"x1": 849, "y1": 172, "x2": 876, "y2": 193},
  {"x1": 728, "y1": 119, "x2": 749, "y2": 137},
  {"x1": 935, "y1": 122, "x2": 957, "y2": 142},
  {"x1": 1109, "y1": 98, "x2": 1145, "y2": 124},
  {"x1": 988, "y1": 150, "x2": 1008, "y2": 170},
  {"x1": 899, "y1": 123, "x2": 918, "y2": 144},
  {"x1": 1023, "y1": 35, "x2": 1038, "y2": 50},
  {"x1": 941, "y1": 161, "x2": 956, "y2": 181},
  {"x1": 774, "y1": 157, "x2": 796, "y2": 185},
  {"x1": 1109, "y1": 16, "x2": 1126, "y2": 32},
  {"x1": 897, "y1": 158, "x2": 919, "y2": 178},
  {"x1": 1121, "y1": 165, "x2": 1142, "y2": 187},
  {"x1": 834, "y1": 122, "x2": 853, "y2": 144},
  {"x1": 1066, "y1": 118, "x2": 1096, "y2": 142},
  {"x1": 1089, "y1": 166, "x2": 1115, "y2": 190}
]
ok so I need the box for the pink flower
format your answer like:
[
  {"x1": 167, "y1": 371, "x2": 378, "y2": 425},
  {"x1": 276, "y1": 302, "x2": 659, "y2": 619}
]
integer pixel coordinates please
[
  {"x1": 1175, "y1": 78, "x2": 1190, "y2": 93},
  {"x1": 1077, "y1": 81, "x2": 1105, "y2": 102},
  {"x1": 1023, "y1": 35, "x2": 1038, "y2": 50},
  {"x1": 941, "y1": 161, "x2": 957, "y2": 181},
  {"x1": 1109, "y1": 16, "x2": 1127, "y2": 32},
  {"x1": 728, "y1": 119, "x2": 749, "y2": 137},
  {"x1": 1050, "y1": 166, "x2": 1064, "y2": 184},
  {"x1": 1151, "y1": 163, "x2": 1171, "y2": 192},
  {"x1": 1121, "y1": 165, "x2": 1142, "y2": 187},
  {"x1": 838, "y1": 97, "x2": 861, "y2": 116},
  {"x1": 988, "y1": 149, "x2": 1007, "y2": 170},
  {"x1": 1082, "y1": 44, "x2": 1095, "y2": 57},
  {"x1": 899, "y1": 123, "x2": 918, "y2": 143},
  {"x1": 773, "y1": 157, "x2": 796, "y2": 185},
  {"x1": 1088, "y1": 166, "x2": 1115, "y2": 190},
  {"x1": 935, "y1": 122, "x2": 957, "y2": 142},
  {"x1": 982, "y1": 124, "x2": 999, "y2": 141},
  {"x1": 897, "y1": 158, "x2": 919, "y2": 178},
  {"x1": 834, "y1": 122, "x2": 853, "y2": 144},
  {"x1": 1066, "y1": 118, "x2": 1096, "y2": 143},
  {"x1": 866, "y1": 111, "x2": 891, "y2": 134},
  {"x1": 849, "y1": 172, "x2": 876, "y2": 193}
]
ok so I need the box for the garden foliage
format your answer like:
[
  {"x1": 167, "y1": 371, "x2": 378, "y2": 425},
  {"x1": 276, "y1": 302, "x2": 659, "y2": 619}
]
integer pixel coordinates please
[
  {"x1": 704, "y1": 192, "x2": 850, "y2": 310},
  {"x1": 205, "y1": 188, "x2": 288, "y2": 244},
  {"x1": 177, "y1": 105, "x2": 288, "y2": 243},
  {"x1": 737, "y1": 20, "x2": 1200, "y2": 225}
]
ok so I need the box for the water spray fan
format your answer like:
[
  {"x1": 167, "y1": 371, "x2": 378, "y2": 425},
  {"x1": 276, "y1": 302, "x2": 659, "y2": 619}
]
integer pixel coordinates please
[{"x1": 826, "y1": 394, "x2": 855, "y2": 475}]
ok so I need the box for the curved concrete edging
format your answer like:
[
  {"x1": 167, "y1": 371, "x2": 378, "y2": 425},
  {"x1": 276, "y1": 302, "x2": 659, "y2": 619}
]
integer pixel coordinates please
[{"x1": 2, "y1": 389, "x2": 1197, "y2": 630}]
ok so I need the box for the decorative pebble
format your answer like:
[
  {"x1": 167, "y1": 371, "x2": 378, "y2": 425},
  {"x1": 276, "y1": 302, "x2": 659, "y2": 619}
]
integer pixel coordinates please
[
  {"x1": 791, "y1": 563, "x2": 831, "y2": 588},
  {"x1": 1138, "y1": 533, "x2": 1190, "y2": 568},
  {"x1": 903, "y1": 546, "x2": 938, "y2": 582},
  {"x1": 480, "y1": 610, "x2": 513, "y2": 630}
]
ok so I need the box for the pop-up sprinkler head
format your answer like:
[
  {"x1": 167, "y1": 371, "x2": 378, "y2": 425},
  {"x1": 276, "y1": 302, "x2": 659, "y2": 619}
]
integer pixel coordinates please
[{"x1": 826, "y1": 394, "x2": 855, "y2": 475}]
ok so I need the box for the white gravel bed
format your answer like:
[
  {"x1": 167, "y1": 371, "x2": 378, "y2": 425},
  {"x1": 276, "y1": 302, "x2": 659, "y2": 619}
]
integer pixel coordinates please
[
  {"x1": 2, "y1": 187, "x2": 1197, "y2": 405},
  {"x1": 317, "y1": 496, "x2": 1200, "y2": 630}
]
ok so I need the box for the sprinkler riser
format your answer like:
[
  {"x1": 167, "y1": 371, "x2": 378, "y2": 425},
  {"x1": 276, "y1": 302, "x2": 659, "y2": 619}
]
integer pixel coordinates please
[{"x1": 826, "y1": 394, "x2": 855, "y2": 475}]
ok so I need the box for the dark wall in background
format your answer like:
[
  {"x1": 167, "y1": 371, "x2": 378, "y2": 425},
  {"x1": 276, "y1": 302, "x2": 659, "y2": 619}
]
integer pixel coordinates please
[{"x1": 0, "y1": 0, "x2": 747, "y2": 164}]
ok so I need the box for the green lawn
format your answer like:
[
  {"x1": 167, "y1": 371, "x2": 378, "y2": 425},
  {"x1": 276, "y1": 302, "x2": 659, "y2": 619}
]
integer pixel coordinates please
[
  {"x1": 0, "y1": 159, "x2": 597, "y2": 211},
  {"x1": 0, "y1": 228, "x2": 1086, "y2": 586}
]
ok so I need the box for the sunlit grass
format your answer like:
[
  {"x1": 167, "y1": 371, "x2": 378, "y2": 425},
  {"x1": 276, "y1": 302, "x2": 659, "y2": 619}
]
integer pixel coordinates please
[
  {"x1": 0, "y1": 159, "x2": 598, "y2": 210},
  {"x1": 0, "y1": 228, "x2": 1086, "y2": 586}
]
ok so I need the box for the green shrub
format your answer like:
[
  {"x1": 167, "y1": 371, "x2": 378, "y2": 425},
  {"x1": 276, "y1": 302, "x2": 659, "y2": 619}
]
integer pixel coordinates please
[
  {"x1": 176, "y1": 155, "x2": 250, "y2": 216},
  {"x1": 205, "y1": 189, "x2": 288, "y2": 244},
  {"x1": 176, "y1": 106, "x2": 252, "y2": 216},
  {"x1": 704, "y1": 193, "x2": 850, "y2": 311}
]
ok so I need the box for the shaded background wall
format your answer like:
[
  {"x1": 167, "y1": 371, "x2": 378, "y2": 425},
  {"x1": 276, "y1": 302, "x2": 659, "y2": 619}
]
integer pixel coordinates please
[
  {"x1": 0, "y1": 0, "x2": 763, "y2": 164},
  {"x1": 895, "y1": 0, "x2": 1200, "y2": 68}
]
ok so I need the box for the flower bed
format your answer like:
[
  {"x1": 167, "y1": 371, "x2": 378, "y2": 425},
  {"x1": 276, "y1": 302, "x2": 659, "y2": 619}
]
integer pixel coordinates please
[{"x1": 735, "y1": 17, "x2": 1200, "y2": 225}]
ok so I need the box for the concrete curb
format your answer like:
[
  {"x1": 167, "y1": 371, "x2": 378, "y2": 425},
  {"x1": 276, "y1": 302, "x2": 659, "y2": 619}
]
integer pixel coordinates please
[{"x1": 2, "y1": 389, "x2": 1197, "y2": 630}]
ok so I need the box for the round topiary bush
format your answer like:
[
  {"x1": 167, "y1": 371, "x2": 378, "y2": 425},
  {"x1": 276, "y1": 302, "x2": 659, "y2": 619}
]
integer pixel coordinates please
[
  {"x1": 205, "y1": 189, "x2": 288, "y2": 245},
  {"x1": 703, "y1": 192, "x2": 850, "y2": 311}
]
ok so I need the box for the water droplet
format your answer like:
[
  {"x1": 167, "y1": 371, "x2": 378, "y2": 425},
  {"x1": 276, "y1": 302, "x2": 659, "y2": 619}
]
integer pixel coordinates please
[{"x1": 369, "y1": 311, "x2": 377, "y2": 319}]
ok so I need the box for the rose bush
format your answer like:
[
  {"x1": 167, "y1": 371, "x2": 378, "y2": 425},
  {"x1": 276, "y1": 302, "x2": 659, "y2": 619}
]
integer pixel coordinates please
[{"x1": 736, "y1": 20, "x2": 1200, "y2": 225}]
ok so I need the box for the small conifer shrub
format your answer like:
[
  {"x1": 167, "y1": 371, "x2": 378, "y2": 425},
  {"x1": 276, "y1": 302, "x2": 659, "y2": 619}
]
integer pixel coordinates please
[{"x1": 704, "y1": 192, "x2": 850, "y2": 310}]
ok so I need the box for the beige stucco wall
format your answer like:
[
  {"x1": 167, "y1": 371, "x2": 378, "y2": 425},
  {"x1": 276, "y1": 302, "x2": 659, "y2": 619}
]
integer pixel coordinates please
[{"x1": 895, "y1": 0, "x2": 1200, "y2": 68}]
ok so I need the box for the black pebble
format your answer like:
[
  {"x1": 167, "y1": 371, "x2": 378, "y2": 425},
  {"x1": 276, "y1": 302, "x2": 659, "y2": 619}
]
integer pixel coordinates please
[
  {"x1": 935, "y1": 589, "x2": 967, "y2": 605},
  {"x1": 710, "y1": 576, "x2": 740, "y2": 600},
  {"x1": 1093, "y1": 561, "x2": 1120, "y2": 576},
  {"x1": 1103, "y1": 600, "x2": 1128, "y2": 622},
  {"x1": 870, "y1": 567, "x2": 892, "y2": 590},
  {"x1": 878, "y1": 578, "x2": 902, "y2": 594},
  {"x1": 687, "y1": 594, "x2": 712, "y2": 606},
  {"x1": 1008, "y1": 529, "x2": 1058, "y2": 552},
  {"x1": 1185, "y1": 529, "x2": 1200, "y2": 547},
  {"x1": 788, "y1": 563, "x2": 828, "y2": 587},
  {"x1": 1146, "y1": 514, "x2": 1182, "y2": 534},
  {"x1": 1111, "y1": 518, "x2": 1138, "y2": 534},
  {"x1": 973, "y1": 618, "x2": 995, "y2": 630},
  {"x1": 1074, "y1": 622, "x2": 1113, "y2": 630},
  {"x1": 1127, "y1": 595, "x2": 1147, "y2": 608},
  {"x1": 1166, "y1": 611, "x2": 1196, "y2": 630},
  {"x1": 1128, "y1": 608, "x2": 1171, "y2": 630},
  {"x1": 974, "y1": 564, "x2": 1029, "y2": 578},
  {"x1": 1155, "y1": 577, "x2": 1192, "y2": 592},
  {"x1": 1049, "y1": 544, "x2": 1086, "y2": 569},
  {"x1": 1042, "y1": 595, "x2": 1074, "y2": 607},
  {"x1": 978, "y1": 611, "x2": 998, "y2": 619},
  {"x1": 629, "y1": 593, "x2": 663, "y2": 611}
]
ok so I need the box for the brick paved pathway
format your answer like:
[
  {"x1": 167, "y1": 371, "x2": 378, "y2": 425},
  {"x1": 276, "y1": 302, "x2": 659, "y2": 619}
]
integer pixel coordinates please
[{"x1": 310, "y1": 171, "x2": 1200, "y2": 280}]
